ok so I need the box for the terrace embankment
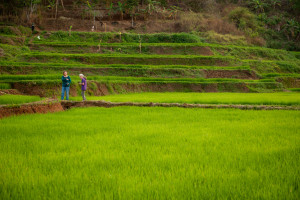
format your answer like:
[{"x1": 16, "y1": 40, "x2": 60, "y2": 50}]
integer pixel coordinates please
[
  {"x1": 0, "y1": 100, "x2": 63, "y2": 118},
  {"x1": 60, "y1": 101, "x2": 300, "y2": 110},
  {"x1": 11, "y1": 81, "x2": 260, "y2": 97},
  {"x1": 0, "y1": 66, "x2": 257, "y2": 79},
  {"x1": 1, "y1": 99, "x2": 299, "y2": 119}
]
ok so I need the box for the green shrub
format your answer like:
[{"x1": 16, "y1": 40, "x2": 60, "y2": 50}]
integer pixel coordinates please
[
  {"x1": 0, "y1": 27, "x2": 14, "y2": 35},
  {"x1": 228, "y1": 7, "x2": 261, "y2": 37}
]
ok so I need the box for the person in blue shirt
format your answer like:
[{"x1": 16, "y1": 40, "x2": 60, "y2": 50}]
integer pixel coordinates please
[{"x1": 61, "y1": 71, "x2": 71, "y2": 100}]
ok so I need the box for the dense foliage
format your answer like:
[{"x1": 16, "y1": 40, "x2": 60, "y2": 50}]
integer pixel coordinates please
[{"x1": 0, "y1": 0, "x2": 299, "y2": 50}]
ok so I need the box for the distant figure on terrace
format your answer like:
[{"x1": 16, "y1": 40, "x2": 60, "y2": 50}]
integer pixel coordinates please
[
  {"x1": 61, "y1": 71, "x2": 71, "y2": 100},
  {"x1": 79, "y1": 74, "x2": 87, "y2": 101}
]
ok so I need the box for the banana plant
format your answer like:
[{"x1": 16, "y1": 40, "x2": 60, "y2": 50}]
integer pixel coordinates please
[
  {"x1": 250, "y1": 0, "x2": 268, "y2": 13},
  {"x1": 145, "y1": 0, "x2": 160, "y2": 16},
  {"x1": 85, "y1": 0, "x2": 99, "y2": 27},
  {"x1": 283, "y1": 19, "x2": 300, "y2": 39},
  {"x1": 168, "y1": 6, "x2": 180, "y2": 20},
  {"x1": 107, "y1": 2, "x2": 114, "y2": 21}
]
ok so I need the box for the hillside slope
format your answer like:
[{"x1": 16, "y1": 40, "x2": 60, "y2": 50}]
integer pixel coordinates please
[{"x1": 0, "y1": 26, "x2": 299, "y2": 97}]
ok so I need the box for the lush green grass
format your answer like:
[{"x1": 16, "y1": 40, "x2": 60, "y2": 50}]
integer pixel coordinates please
[
  {"x1": 17, "y1": 52, "x2": 299, "y2": 72},
  {"x1": 0, "y1": 83, "x2": 11, "y2": 89},
  {"x1": 0, "y1": 61, "x2": 251, "y2": 70},
  {"x1": 20, "y1": 52, "x2": 238, "y2": 66},
  {"x1": 289, "y1": 88, "x2": 300, "y2": 92},
  {"x1": 31, "y1": 42, "x2": 298, "y2": 60},
  {"x1": 69, "y1": 92, "x2": 300, "y2": 106},
  {"x1": 0, "y1": 94, "x2": 42, "y2": 105},
  {"x1": 262, "y1": 73, "x2": 300, "y2": 78},
  {"x1": 35, "y1": 31, "x2": 204, "y2": 43},
  {"x1": 0, "y1": 44, "x2": 30, "y2": 59},
  {"x1": 0, "y1": 107, "x2": 299, "y2": 199},
  {"x1": 0, "y1": 66, "x2": 253, "y2": 79}
]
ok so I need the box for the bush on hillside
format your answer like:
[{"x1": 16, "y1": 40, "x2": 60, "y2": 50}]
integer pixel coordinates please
[{"x1": 228, "y1": 7, "x2": 261, "y2": 36}]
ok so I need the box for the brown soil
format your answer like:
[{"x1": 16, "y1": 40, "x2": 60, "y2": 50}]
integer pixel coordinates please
[
  {"x1": 0, "y1": 89, "x2": 22, "y2": 95},
  {"x1": 12, "y1": 83, "x2": 78, "y2": 97},
  {"x1": 204, "y1": 70, "x2": 258, "y2": 79},
  {"x1": 276, "y1": 77, "x2": 300, "y2": 88},
  {"x1": 148, "y1": 46, "x2": 214, "y2": 56},
  {"x1": 11, "y1": 82, "x2": 252, "y2": 97},
  {"x1": 0, "y1": 101, "x2": 63, "y2": 119}
]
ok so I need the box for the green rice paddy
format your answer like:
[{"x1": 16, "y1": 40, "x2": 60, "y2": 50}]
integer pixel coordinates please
[
  {"x1": 69, "y1": 92, "x2": 300, "y2": 106},
  {"x1": 0, "y1": 107, "x2": 299, "y2": 199},
  {"x1": 0, "y1": 94, "x2": 42, "y2": 105}
]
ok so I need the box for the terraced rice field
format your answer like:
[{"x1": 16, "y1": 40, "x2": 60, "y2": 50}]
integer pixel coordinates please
[
  {"x1": 1, "y1": 31, "x2": 299, "y2": 95},
  {"x1": 69, "y1": 92, "x2": 300, "y2": 106}
]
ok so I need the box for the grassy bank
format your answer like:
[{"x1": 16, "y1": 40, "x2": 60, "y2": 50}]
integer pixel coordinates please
[
  {"x1": 0, "y1": 75, "x2": 272, "y2": 83},
  {"x1": 21, "y1": 53, "x2": 238, "y2": 66},
  {"x1": 0, "y1": 107, "x2": 299, "y2": 199},
  {"x1": 31, "y1": 42, "x2": 298, "y2": 61},
  {"x1": 69, "y1": 92, "x2": 300, "y2": 106}
]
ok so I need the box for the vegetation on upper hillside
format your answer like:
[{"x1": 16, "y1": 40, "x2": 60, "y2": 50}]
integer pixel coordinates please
[{"x1": 0, "y1": 0, "x2": 299, "y2": 50}]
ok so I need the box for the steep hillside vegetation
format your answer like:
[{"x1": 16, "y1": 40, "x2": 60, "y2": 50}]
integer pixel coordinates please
[{"x1": 1, "y1": 0, "x2": 299, "y2": 50}]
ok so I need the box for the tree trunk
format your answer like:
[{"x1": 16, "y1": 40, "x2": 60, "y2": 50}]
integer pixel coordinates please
[
  {"x1": 55, "y1": 0, "x2": 59, "y2": 19},
  {"x1": 60, "y1": 0, "x2": 65, "y2": 11},
  {"x1": 131, "y1": 16, "x2": 134, "y2": 28}
]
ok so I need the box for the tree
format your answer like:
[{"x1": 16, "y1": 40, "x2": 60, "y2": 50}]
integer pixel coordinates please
[
  {"x1": 86, "y1": 0, "x2": 100, "y2": 27},
  {"x1": 249, "y1": 0, "x2": 268, "y2": 13},
  {"x1": 269, "y1": 0, "x2": 281, "y2": 9},
  {"x1": 107, "y1": 2, "x2": 115, "y2": 21},
  {"x1": 117, "y1": 1, "x2": 124, "y2": 21},
  {"x1": 20, "y1": 0, "x2": 41, "y2": 22},
  {"x1": 145, "y1": 0, "x2": 160, "y2": 20},
  {"x1": 47, "y1": 0, "x2": 56, "y2": 18},
  {"x1": 126, "y1": 0, "x2": 138, "y2": 27},
  {"x1": 282, "y1": 19, "x2": 300, "y2": 40}
]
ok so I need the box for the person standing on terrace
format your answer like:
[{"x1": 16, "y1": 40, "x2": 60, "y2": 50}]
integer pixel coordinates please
[
  {"x1": 79, "y1": 74, "x2": 87, "y2": 101},
  {"x1": 61, "y1": 71, "x2": 71, "y2": 100}
]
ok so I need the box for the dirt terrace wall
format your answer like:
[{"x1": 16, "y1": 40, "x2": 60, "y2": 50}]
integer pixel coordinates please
[
  {"x1": 61, "y1": 101, "x2": 300, "y2": 111},
  {"x1": 11, "y1": 81, "x2": 251, "y2": 97},
  {"x1": 0, "y1": 102, "x2": 63, "y2": 118},
  {"x1": 1, "y1": 66, "x2": 258, "y2": 80}
]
